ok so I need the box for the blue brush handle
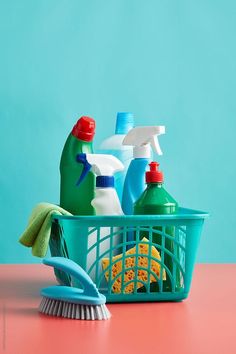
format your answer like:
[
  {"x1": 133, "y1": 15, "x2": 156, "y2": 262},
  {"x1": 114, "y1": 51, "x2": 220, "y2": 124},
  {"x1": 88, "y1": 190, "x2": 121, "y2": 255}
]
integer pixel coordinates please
[{"x1": 43, "y1": 257, "x2": 100, "y2": 298}]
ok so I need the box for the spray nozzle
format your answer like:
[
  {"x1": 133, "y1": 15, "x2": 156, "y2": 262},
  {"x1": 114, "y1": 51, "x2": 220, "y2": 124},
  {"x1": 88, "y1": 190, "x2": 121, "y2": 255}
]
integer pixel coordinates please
[
  {"x1": 76, "y1": 153, "x2": 124, "y2": 187},
  {"x1": 122, "y1": 126, "x2": 165, "y2": 158},
  {"x1": 149, "y1": 135, "x2": 163, "y2": 156},
  {"x1": 76, "y1": 153, "x2": 92, "y2": 185}
]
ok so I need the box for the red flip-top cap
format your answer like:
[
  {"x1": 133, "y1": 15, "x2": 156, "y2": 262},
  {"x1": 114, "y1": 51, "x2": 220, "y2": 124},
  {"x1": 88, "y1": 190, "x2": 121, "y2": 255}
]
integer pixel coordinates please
[
  {"x1": 146, "y1": 162, "x2": 164, "y2": 183},
  {"x1": 72, "y1": 116, "x2": 96, "y2": 142}
]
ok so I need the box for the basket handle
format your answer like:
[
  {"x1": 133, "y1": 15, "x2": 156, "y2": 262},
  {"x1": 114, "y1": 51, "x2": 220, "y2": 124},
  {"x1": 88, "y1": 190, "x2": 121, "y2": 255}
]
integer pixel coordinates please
[{"x1": 43, "y1": 257, "x2": 100, "y2": 298}]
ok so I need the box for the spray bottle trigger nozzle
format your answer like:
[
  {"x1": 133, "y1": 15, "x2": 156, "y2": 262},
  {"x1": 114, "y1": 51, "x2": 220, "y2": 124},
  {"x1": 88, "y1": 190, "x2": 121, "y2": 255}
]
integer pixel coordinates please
[
  {"x1": 150, "y1": 135, "x2": 163, "y2": 155},
  {"x1": 76, "y1": 153, "x2": 92, "y2": 186}
]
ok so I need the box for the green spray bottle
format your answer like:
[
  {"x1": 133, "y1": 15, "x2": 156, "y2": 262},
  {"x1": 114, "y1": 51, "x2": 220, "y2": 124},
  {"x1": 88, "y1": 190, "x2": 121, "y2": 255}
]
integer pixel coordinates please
[
  {"x1": 134, "y1": 162, "x2": 181, "y2": 292},
  {"x1": 60, "y1": 116, "x2": 96, "y2": 215}
]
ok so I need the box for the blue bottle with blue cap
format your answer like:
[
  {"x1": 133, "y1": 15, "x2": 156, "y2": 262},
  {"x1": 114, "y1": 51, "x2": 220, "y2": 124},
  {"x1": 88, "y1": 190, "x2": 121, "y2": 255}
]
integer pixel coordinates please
[{"x1": 99, "y1": 112, "x2": 134, "y2": 201}]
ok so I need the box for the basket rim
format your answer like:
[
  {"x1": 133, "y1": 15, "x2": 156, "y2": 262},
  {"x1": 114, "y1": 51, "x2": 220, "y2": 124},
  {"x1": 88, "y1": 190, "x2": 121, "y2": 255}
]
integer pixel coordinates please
[{"x1": 52, "y1": 207, "x2": 209, "y2": 222}]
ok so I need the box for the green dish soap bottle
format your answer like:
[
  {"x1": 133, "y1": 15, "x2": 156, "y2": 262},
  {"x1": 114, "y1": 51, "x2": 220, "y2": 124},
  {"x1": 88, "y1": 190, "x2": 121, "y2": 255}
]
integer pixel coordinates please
[
  {"x1": 134, "y1": 161, "x2": 181, "y2": 292},
  {"x1": 60, "y1": 116, "x2": 96, "y2": 215}
]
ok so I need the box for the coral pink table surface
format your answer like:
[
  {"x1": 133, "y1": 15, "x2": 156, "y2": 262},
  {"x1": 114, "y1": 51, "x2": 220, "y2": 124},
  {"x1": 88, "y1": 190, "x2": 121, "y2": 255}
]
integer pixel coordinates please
[{"x1": 0, "y1": 264, "x2": 236, "y2": 354}]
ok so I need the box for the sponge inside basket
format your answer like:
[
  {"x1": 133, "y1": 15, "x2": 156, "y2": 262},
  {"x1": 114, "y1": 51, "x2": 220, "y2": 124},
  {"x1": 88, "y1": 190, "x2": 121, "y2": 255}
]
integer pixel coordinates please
[{"x1": 102, "y1": 237, "x2": 166, "y2": 294}]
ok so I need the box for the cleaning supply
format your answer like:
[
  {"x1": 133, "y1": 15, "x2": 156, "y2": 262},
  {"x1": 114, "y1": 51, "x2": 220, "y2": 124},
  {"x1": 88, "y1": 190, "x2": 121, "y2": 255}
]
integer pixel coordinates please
[
  {"x1": 134, "y1": 162, "x2": 180, "y2": 292},
  {"x1": 122, "y1": 125, "x2": 165, "y2": 215},
  {"x1": 76, "y1": 153, "x2": 124, "y2": 285},
  {"x1": 19, "y1": 203, "x2": 72, "y2": 257},
  {"x1": 102, "y1": 237, "x2": 166, "y2": 294},
  {"x1": 99, "y1": 112, "x2": 134, "y2": 201},
  {"x1": 60, "y1": 116, "x2": 96, "y2": 215},
  {"x1": 76, "y1": 153, "x2": 124, "y2": 215},
  {"x1": 39, "y1": 257, "x2": 111, "y2": 320}
]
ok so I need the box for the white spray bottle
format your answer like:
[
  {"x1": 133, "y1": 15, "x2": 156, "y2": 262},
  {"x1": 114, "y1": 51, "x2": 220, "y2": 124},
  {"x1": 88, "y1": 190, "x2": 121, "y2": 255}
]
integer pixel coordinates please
[
  {"x1": 76, "y1": 153, "x2": 124, "y2": 215},
  {"x1": 122, "y1": 126, "x2": 165, "y2": 215},
  {"x1": 76, "y1": 153, "x2": 124, "y2": 287}
]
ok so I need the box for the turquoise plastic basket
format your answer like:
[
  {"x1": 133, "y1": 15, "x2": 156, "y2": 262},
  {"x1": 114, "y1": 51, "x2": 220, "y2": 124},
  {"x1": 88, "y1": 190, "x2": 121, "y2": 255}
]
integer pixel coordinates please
[{"x1": 49, "y1": 207, "x2": 208, "y2": 302}]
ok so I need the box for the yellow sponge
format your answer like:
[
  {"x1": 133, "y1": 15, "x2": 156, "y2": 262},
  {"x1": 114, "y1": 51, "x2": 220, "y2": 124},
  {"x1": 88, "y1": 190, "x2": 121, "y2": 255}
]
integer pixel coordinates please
[{"x1": 102, "y1": 237, "x2": 166, "y2": 294}]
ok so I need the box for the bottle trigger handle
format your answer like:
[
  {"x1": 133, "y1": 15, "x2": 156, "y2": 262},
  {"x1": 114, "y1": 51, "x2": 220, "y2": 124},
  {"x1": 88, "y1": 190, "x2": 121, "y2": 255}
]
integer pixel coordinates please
[
  {"x1": 76, "y1": 153, "x2": 92, "y2": 186},
  {"x1": 150, "y1": 135, "x2": 163, "y2": 155}
]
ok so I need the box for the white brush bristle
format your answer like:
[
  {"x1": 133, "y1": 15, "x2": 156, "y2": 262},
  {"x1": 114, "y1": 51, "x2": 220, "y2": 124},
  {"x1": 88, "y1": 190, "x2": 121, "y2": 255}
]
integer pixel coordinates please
[{"x1": 39, "y1": 297, "x2": 111, "y2": 320}]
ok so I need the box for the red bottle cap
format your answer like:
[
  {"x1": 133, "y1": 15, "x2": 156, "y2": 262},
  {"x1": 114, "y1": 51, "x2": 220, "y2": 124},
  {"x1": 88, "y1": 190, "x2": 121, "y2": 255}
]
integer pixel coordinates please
[
  {"x1": 71, "y1": 116, "x2": 96, "y2": 142},
  {"x1": 146, "y1": 162, "x2": 164, "y2": 183}
]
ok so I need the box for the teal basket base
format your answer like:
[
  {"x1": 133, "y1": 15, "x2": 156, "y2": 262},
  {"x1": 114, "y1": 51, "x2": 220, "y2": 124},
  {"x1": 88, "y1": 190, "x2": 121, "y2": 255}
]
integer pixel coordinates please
[
  {"x1": 103, "y1": 292, "x2": 189, "y2": 303},
  {"x1": 49, "y1": 207, "x2": 208, "y2": 303}
]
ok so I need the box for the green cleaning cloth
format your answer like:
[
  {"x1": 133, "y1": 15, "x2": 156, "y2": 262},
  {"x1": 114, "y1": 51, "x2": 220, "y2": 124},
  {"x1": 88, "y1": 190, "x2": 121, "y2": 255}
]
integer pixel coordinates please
[{"x1": 19, "y1": 202, "x2": 72, "y2": 257}]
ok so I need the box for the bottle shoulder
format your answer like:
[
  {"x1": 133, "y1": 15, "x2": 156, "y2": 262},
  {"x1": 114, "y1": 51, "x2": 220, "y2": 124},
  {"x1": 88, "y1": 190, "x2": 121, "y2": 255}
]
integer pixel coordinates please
[
  {"x1": 95, "y1": 187, "x2": 120, "y2": 198},
  {"x1": 123, "y1": 159, "x2": 148, "y2": 191},
  {"x1": 60, "y1": 134, "x2": 93, "y2": 167},
  {"x1": 99, "y1": 134, "x2": 132, "y2": 150},
  {"x1": 128, "y1": 158, "x2": 149, "y2": 168},
  {"x1": 135, "y1": 184, "x2": 178, "y2": 206}
]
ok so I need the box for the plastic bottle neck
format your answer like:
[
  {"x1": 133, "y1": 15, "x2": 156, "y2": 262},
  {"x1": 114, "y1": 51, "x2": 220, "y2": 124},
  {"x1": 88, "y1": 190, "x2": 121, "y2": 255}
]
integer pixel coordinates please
[
  {"x1": 133, "y1": 145, "x2": 150, "y2": 158},
  {"x1": 115, "y1": 112, "x2": 134, "y2": 134},
  {"x1": 147, "y1": 182, "x2": 163, "y2": 188},
  {"x1": 71, "y1": 135, "x2": 92, "y2": 145},
  {"x1": 96, "y1": 176, "x2": 114, "y2": 188}
]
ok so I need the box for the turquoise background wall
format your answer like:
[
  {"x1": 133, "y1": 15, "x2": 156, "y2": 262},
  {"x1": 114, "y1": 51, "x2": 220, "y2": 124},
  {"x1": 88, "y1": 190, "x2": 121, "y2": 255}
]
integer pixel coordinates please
[{"x1": 0, "y1": 0, "x2": 235, "y2": 263}]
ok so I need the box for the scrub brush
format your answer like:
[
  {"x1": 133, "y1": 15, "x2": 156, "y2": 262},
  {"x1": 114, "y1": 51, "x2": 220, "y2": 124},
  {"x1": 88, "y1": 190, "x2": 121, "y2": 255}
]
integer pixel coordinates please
[{"x1": 39, "y1": 257, "x2": 111, "y2": 320}]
